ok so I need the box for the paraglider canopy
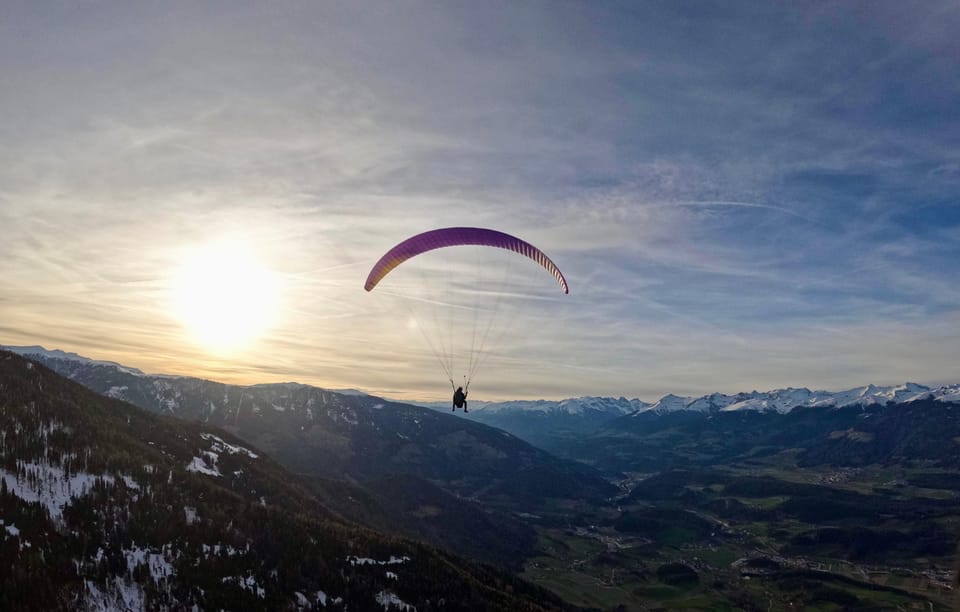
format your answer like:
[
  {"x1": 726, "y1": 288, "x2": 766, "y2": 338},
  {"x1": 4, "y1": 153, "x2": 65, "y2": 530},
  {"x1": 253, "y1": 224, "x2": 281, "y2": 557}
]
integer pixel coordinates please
[
  {"x1": 364, "y1": 226, "x2": 569, "y2": 390},
  {"x1": 364, "y1": 227, "x2": 568, "y2": 294}
]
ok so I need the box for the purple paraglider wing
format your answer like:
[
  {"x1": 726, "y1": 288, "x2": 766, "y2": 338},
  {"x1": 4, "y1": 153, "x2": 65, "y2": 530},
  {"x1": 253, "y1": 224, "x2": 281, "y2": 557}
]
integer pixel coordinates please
[{"x1": 364, "y1": 227, "x2": 569, "y2": 294}]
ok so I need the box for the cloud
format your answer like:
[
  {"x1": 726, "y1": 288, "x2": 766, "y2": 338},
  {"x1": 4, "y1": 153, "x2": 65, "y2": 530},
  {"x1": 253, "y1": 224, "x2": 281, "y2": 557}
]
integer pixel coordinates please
[{"x1": 1, "y1": 2, "x2": 958, "y2": 400}]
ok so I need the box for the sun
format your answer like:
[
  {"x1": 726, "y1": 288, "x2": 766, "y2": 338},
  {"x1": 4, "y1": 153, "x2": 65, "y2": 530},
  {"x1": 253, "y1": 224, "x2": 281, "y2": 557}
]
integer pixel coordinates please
[{"x1": 171, "y1": 241, "x2": 281, "y2": 353}]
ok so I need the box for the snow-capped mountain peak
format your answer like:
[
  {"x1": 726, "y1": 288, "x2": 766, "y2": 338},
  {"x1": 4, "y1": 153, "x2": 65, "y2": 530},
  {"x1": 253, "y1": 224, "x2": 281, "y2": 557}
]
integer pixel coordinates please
[
  {"x1": 644, "y1": 394, "x2": 698, "y2": 413},
  {"x1": 635, "y1": 382, "x2": 950, "y2": 415}
]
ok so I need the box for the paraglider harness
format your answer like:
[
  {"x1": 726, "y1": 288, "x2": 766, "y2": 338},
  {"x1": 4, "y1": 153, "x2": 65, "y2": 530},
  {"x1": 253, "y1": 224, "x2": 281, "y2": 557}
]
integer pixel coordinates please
[{"x1": 451, "y1": 379, "x2": 468, "y2": 412}]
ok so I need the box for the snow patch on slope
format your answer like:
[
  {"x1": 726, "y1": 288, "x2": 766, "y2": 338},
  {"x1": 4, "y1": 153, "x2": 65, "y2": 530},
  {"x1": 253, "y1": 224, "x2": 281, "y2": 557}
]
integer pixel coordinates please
[
  {"x1": 84, "y1": 577, "x2": 145, "y2": 611},
  {"x1": 123, "y1": 544, "x2": 176, "y2": 580},
  {"x1": 347, "y1": 555, "x2": 411, "y2": 566},
  {"x1": 186, "y1": 454, "x2": 221, "y2": 477},
  {"x1": 376, "y1": 590, "x2": 415, "y2": 611},
  {"x1": 187, "y1": 432, "x2": 259, "y2": 477},
  {"x1": 200, "y1": 432, "x2": 258, "y2": 459},
  {"x1": 0, "y1": 461, "x2": 115, "y2": 522},
  {"x1": 222, "y1": 574, "x2": 265, "y2": 598}
]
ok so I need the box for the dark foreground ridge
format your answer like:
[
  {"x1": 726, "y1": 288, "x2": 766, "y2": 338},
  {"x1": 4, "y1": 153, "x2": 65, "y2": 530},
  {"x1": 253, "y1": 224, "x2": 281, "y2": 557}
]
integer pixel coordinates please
[{"x1": 0, "y1": 350, "x2": 569, "y2": 611}]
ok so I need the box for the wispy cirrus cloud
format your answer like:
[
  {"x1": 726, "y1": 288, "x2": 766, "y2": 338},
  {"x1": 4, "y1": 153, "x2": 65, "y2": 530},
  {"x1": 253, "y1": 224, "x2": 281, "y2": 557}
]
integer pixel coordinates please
[{"x1": 1, "y1": 1, "x2": 958, "y2": 400}]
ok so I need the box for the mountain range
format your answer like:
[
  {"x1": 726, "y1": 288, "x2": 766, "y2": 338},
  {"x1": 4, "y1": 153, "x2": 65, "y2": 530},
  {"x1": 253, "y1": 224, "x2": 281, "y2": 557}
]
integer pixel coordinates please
[
  {"x1": 1, "y1": 345, "x2": 616, "y2": 569},
  {"x1": 465, "y1": 382, "x2": 960, "y2": 416},
  {"x1": 0, "y1": 350, "x2": 565, "y2": 610},
  {"x1": 634, "y1": 383, "x2": 960, "y2": 414},
  {"x1": 7, "y1": 345, "x2": 959, "y2": 478},
  {"x1": 3, "y1": 345, "x2": 958, "y2": 610},
  {"x1": 11, "y1": 345, "x2": 956, "y2": 416},
  {"x1": 446, "y1": 382, "x2": 960, "y2": 453}
]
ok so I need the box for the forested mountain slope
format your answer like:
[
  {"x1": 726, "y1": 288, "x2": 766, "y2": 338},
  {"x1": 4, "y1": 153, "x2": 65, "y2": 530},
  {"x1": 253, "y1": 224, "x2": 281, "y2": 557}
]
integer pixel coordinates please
[{"x1": 0, "y1": 350, "x2": 567, "y2": 611}]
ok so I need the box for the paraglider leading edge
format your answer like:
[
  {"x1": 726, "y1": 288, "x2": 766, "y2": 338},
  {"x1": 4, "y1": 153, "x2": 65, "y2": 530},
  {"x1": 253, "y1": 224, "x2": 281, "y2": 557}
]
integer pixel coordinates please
[{"x1": 363, "y1": 227, "x2": 569, "y2": 294}]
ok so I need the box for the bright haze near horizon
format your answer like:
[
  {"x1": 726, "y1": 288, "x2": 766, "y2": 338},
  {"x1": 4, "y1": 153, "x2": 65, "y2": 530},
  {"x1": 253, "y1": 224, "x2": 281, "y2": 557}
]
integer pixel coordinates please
[{"x1": 1, "y1": 2, "x2": 958, "y2": 402}]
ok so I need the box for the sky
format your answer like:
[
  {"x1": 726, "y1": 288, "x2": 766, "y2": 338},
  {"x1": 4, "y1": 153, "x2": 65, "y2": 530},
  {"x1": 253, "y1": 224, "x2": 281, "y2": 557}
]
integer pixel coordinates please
[{"x1": 1, "y1": 1, "x2": 958, "y2": 402}]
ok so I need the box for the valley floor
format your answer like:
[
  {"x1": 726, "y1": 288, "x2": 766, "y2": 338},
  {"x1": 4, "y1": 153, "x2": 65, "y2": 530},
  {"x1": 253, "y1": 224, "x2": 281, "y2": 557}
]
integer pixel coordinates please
[{"x1": 517, "y1": 456, "x2": 957, "y2": 611}]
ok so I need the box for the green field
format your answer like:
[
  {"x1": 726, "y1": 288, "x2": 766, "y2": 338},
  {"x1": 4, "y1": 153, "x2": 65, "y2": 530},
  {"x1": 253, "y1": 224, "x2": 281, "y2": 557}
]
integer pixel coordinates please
[{"x1": 518, "y1": 459, "x2": 957, "y2": 610}]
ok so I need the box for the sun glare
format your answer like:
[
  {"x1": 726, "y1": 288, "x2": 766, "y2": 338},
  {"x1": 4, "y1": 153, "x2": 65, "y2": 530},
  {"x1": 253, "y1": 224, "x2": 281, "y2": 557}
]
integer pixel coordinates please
[{"x1": 171, "y1": 241, "x2": 281, "y2": 353}]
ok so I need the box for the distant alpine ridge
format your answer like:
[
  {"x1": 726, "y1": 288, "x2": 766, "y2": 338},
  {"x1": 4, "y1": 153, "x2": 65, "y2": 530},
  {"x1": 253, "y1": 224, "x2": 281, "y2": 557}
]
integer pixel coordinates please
[
  {"x1": 3, "y1": 345, "x2": 958, "y2": 416},
  {"x1": 473, "y1": 383, "x2": 959, "y2": 417},
  {"x1": 474, "y1": 396, "x2": 646, "y2": 416},
  {"x1": 633, "y1": 383, "x2": 960, "y2": 415}
]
